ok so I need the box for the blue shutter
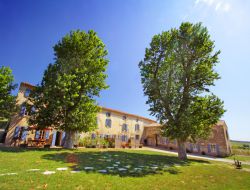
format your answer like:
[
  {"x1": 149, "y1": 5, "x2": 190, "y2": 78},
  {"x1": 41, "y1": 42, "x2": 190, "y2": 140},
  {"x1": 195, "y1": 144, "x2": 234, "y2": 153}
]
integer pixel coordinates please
[
  {"x1": 21, "y1": 127, "x2": 28, "y2": 140},
  {"x1": 51, "y1": 131, "x2": 57, "y2": 146},
  {"x1": 91, "y1": 133, "x2": 96, "y2": 139},
  {"x1": 20, "y1": 106, "x2": 26, "y2": 116},
  {"x1": 216, "y1": 144, "x2": 220, "y2": 155},
  {"x1": 14, "y1": 127, "x2": 21, "y2": 138},
  {"x1": 61, "y1": 132, "x2": 66, "y2": 146},
  {"x1": 35, "y1": 130, "x2": 40, "y2": 139},
  {"x1": 105, "y1": 119, "x2": 112, "y2": 128},
  {"x1": 190, "y1": 144, "x2": 193, "y2": 152},
  {"x1": 197, "y1": 144, "x2": 200, "y2": 152},
  {"x1": 45, "y1": 130, "x2": 50, "y2": 140},
  {"x1": 31, "y1": 106, "x2": 36, "y2": 114},
  {"x1": 207, "y1": 144, "x2": 211, "y2": 153}
]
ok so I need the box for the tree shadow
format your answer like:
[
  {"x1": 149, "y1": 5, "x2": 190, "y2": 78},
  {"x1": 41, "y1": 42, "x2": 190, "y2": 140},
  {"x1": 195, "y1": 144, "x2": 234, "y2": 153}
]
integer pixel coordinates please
[{"x1": 41, "y1": 150, "x2": 210, "y2": 177}]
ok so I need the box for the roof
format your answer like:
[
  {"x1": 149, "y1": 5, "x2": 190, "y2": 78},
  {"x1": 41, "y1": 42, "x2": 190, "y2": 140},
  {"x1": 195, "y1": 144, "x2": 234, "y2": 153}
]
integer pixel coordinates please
[
  {"x1": 144, "y1": 123, "x2": 162, "y2": 127},
  {"x1": 144, "y1": 120, "x2": 226, "y2": 128},
  {"x1": 18, "y1": 82, "x2": 156, "y2": 123},
  {"x1": 100, "y1": 106, "x2": 156, "y2": 123},
  {"x1": 20, "y1": 82, "x2": 35, "y2": 89}
]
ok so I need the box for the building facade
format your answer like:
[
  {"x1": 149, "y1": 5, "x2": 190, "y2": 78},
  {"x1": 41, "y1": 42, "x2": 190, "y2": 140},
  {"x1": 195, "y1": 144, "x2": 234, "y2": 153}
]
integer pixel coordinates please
[{"x1": 5, "y1": 82, "x2": 231, "y2": 157}]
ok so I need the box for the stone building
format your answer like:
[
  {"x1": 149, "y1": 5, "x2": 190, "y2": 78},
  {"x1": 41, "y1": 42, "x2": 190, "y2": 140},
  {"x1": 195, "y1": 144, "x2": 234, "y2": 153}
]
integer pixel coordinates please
[
  {"x1": 142, "y1": 121, "x2": 232, "y2": 157},
  {"x1": 5, "y1": 82, "x2": 232, "y2": 157}
]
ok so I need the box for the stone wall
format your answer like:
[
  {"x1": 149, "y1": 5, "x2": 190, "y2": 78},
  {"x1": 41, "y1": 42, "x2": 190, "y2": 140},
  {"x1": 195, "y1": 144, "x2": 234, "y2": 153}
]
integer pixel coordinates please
[{"x1": 143, "y1": 122, "x2": 232, "y2": 157}]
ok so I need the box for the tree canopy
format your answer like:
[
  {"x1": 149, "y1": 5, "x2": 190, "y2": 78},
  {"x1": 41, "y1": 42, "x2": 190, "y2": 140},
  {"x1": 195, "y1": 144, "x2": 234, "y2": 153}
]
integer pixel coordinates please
[
  {"x1": 0, "y1": 66, "x2": 17, "y2": 120},
  {"x1": 139, "y1": 22, "x2": 225, "y2": 160},
  {"x1": 29, "y1": 30, "x2": 109, "y2": 148}
]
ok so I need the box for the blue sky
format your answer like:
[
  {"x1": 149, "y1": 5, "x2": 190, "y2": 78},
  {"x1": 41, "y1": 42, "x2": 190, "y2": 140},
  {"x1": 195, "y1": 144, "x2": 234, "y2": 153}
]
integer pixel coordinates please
[{"x1": 0, "y1": 0, "x2": 249, "y2": 141}]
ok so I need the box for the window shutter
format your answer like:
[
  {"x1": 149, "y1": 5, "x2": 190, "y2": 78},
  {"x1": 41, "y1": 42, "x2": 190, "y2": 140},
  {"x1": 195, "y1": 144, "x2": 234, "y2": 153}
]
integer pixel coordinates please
[
  {"x1": 109, "y1": 119, "x2": 112, "y2": 128},
  {"x1": 216, "y1": 144, "x2": 220, "y2": 155},
  {"x1": 105, "y1": 119, "x2": 112, "y2": 128},
  {"x1": 61, "y1": 132, "x2": 66, "y2": 146},
  {"x1": 197, "y1": 144, "x2": 200, "y2": 152},
  {"x1": 35, "y1": 130, "x2": 40, "y2": 139},
  {"x1": 91, "y1": 133, "x2": 96, "y2": 139},
  {"x1": 20, "y1": 106, "x2": 26, "y2": 116},
  {"x1": 51, "y1": 131, "x2": 57, "y2": 146},
  {"x1": 14, "y1": 127, "x2": 21, "y2": 138},
  {"x1": 21, "y1": 127, "x2": 28, "y2": 140},
  {"x1": 45, "y1": 130, "x2": 50, "y2": 140},
  {"x1": 207, "y1": 144, "x2": 211, "y2": 153},
  {"x1": 190, "y1": 144, "x2": 193, "y2": 152}
]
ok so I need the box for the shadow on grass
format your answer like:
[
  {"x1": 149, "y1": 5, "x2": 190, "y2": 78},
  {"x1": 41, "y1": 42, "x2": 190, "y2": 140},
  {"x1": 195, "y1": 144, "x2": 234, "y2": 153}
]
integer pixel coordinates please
[{"x1": 40, "y1": 150, "x2": 210, "y2": 177}]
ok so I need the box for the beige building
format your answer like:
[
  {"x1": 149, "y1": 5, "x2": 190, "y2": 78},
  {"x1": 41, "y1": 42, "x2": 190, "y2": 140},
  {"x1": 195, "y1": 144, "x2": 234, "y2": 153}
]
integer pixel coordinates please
[{"x1": 5, "y1": 82, "x2": 232, "y2": 157}]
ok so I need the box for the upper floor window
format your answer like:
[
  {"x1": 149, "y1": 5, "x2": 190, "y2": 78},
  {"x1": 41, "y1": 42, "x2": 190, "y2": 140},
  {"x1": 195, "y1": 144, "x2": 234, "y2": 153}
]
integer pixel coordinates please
[
  {"x1": 20, "y1": 105, "x2": 26, "y2": 116},
  {"x1": 105, "y1": 118, "x2": 112, "y2": 128},
  {"x1": 135, "y1": 124, "x2": 140, "y2": 131},
  {"x1": 106, "y1": 112, "x2": 111, "y2": 117},
  {"x1": 122, "y1": 124, "x2": 128, "y2": 132},
  {"x1": 122, "y1": 115, "x2": 127, "y2": 120},
  {"x1": 24, "y1": 89, "x2": 31, "y2": 97}
]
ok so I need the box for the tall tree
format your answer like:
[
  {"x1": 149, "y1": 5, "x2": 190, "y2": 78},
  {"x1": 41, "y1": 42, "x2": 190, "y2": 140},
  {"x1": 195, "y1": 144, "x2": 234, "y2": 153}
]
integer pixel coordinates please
[
  {"x1": 0, "y1": 66, "x2": 17, "y2": 120},
  {"x1": 29, "y1": 30, "x2": 108, "y2": 148},
  {"x1": 139, "y1": 22, "x2": 225, "y2": 160}
]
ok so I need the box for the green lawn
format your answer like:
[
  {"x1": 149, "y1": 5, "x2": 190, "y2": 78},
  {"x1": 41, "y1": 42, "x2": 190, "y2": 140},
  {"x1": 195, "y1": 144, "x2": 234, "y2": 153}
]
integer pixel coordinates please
[
  {"x1": 227, "y1": 154, "x2": 250, "y2": 162},
  {"x1": 0, "y1": 147, "x2": 250, "y2": 190}
]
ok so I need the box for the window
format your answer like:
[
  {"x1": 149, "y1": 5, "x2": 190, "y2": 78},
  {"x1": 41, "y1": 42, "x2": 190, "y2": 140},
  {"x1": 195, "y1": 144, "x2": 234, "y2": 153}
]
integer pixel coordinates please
[
  {"x1": 122, "y1": 115, "x2": 127, "y2": 120},
  {"x1": 165, "y1": 138, "x2": 168, "y2": 144},
  {"x1": 105, "y1": 118, "x2": 112, "y2": 128},
  {"x1": 135, "y1": 124, "x2": 140, "y2": 131},
  {"x1": 122, "y1": 124, "x2": 128, "y2": 132},
  {"x1": 106, "y1": 112, "x2": 111, "y2": 117},
  {"x1": 135, "y1": 135, "x2": 140, "y2": 140},
  {"x1": 24, "y1": 89, "x2": 31, "y2": 97},
  {"x1": 210, "y1": 144, "x2": 217, "y2": 153},
  {"x1": 20, "y1": 105, "x2": 26, "y2": 116},
  {"x1": 91, "y1": 133, "x2": 96, "y2": 139},
  {"x1": 193, "y1": 144, "x2": 199, "y2": 152},
  {"x1": 13, "y1": 126, "x2": 21, "y2": 138},
  {"x1": 121, "y1": 135, "x2": 127, "y2": 142}
]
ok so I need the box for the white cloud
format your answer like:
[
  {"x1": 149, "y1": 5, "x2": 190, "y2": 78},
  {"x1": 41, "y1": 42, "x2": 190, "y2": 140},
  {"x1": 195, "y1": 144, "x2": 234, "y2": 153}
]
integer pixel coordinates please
[{"x1": 195, "y1": 0, "x2": 231, "y2": 12}]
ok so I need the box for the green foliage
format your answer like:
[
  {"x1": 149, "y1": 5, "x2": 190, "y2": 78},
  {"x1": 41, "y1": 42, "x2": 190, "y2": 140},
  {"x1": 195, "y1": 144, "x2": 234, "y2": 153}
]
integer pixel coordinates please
[
  {"x1": 28, "y1": 30, "x2": 109, "y2": 146},
  {"x1": 0, "y1": 66, "x2": 17, "y2": 120},
  {"x1": 139, "y1": 22, "x2": 225, "y2": 143}
]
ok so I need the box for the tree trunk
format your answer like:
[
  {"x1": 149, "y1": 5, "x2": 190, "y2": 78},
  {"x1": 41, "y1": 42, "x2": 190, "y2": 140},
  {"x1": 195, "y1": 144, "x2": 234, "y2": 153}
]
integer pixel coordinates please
[
  {"x1": 177, "y1": 139, "x2": 187, "y2": 160},
  {"x1": 63, "y1": 130, "x2": 76, "y2": 149}
]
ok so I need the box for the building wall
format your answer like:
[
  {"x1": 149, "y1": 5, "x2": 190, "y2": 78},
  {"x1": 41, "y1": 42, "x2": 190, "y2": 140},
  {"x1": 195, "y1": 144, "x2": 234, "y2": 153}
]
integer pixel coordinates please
[
  {"x1": 5, "y1": 82, "x2": 232, "y2": 157},
  {"x1": 143, "y1": 122, "x2": 232, "y2": 157},
  {"x1": 5, "y1": 82, "x2": 155, "y2": 147}
]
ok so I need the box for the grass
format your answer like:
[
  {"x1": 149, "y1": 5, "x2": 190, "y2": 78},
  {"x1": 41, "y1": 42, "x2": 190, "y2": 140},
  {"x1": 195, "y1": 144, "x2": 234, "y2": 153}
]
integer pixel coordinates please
[
  {"x1": 0, "y1": 147, "x2": 250, "y2": 190},
  {"x1": 227, "y1": 154, "x2": 250, "y2": 162}
]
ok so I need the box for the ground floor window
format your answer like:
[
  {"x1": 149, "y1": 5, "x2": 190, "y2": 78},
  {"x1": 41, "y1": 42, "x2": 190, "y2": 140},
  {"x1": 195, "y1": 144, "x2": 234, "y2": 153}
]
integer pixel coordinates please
[
  {"x1": 210, "y1": 144, "x2": 217, "y2": 153},
  {"x1": 135, "y1": 135, "x2": 140, "y2": 140},
  {"x1": 121, "y1": 135, "x2": 127, "y2": 142},
  {"x1": 193, "y1": 144, "x2": 199, "y2": 152}
]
